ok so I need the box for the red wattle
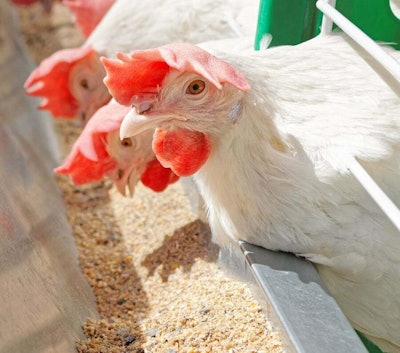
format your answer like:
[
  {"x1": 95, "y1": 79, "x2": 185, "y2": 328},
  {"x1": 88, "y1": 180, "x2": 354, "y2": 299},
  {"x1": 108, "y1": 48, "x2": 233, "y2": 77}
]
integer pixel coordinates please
[
  {"x1": 141, "y1": 158, "x2": 179, "y2": 192},
  {"x1": 153, "y1": 128, "x2": 211, "y2": 177}
]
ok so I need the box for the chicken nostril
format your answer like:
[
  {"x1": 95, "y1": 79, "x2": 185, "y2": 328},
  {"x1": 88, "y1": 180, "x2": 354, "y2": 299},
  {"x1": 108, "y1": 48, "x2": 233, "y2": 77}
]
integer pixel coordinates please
[
  {"x1": 131, "y1": 94, "x2": 157, "y2": 115},
  {"x1": 134, "y1": 102, "x2": 153, "y2": 115},
  {"x1": 117, "y1": 169, "x2": 123, "y2": 180}
]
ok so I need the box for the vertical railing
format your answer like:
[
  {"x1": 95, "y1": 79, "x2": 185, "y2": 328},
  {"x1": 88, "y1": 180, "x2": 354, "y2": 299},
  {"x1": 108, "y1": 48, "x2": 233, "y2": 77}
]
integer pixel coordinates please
[{"x1": 316, "y1": 0, "x2": 400, "y2": 232}]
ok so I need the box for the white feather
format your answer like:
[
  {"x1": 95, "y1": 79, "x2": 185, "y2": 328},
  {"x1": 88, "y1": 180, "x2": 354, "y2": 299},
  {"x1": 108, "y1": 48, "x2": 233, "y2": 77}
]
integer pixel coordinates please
[{"x1": 87, "y1": 0, "x2": 259, "y2": 55}]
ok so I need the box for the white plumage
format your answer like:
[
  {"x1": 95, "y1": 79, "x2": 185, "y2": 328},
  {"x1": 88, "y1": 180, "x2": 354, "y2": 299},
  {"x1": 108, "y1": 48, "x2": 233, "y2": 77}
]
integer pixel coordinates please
[
  {"x1": 106, "y1": 33, "x2": 400, "y2": 352},
  {"x1": 88, "y1": 0, "x2": 258, "y2": 54}
]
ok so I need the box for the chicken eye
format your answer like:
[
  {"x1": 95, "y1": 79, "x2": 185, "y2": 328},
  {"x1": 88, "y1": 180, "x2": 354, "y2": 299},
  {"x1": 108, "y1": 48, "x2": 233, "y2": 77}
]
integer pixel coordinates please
[
  {"x1": 187, "y1": 80, "x2": 205, "y2": 95},
  {"x1": 120, "y1": 138, "x2": 133, "y2": 147},
  {"x1": 80, "y1": 78, "x2": 89, "y2": 90}
]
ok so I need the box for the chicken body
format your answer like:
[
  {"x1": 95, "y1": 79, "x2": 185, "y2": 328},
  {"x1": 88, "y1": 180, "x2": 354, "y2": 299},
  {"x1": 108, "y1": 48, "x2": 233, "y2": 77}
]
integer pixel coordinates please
[
  {"x1": 25, "y1": 0, "x2": 258, "y2": 122},
  {"x1": 105, "y1": 34, "x2": 400, "y2": 352}
]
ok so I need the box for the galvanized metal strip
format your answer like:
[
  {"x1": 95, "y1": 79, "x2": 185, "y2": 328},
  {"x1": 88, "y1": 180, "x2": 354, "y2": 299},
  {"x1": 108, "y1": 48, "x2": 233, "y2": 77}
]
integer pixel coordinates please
[{"x1": 239, "y1": 241, "x2": 368, "y2": 353}]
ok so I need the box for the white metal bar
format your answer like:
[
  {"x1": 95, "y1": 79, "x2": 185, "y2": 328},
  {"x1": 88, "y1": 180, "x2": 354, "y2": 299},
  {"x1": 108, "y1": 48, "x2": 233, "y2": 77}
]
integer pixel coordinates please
[
  {"x1": 316, "y1": 0, "x2": 400, "y2": 83},
  {"x1": 319, "y1": 0, "x2": 336, "y2": 35},
  {"x1": 316, "y1": 0, "x2": 400, "y2": 233},
  {"x1": 347, "y1": 157, "x2": 400, "y2": 232}
]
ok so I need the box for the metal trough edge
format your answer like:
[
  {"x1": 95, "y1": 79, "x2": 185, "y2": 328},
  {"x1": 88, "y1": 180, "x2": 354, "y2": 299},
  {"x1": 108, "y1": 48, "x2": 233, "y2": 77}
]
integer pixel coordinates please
[{"x1": 239, "y1": 241, "x2": 368, "y2": 353}]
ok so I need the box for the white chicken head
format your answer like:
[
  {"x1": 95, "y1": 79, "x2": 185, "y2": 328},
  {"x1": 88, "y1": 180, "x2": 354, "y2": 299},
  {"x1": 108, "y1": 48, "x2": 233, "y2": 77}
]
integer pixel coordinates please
[
  {"x1": 102, "y1": 43, "x2": 250, "y2": 177},
  {"x1": 55, "y1": 99, "x2": 178, "y2": 196},
  {"x1": 25, "y1": 46, "x2": 111, "y2": 124}
]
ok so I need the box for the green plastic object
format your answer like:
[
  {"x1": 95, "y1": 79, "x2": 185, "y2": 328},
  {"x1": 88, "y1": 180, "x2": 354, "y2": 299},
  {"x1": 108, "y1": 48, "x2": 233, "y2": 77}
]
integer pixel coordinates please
[
  {"x1": 255, "y1": 0, "x2": 400, "y2": 49},
  {"x1": 254, "y1": 0, "x2": 321, "y2": 49},
  {"x1": 357, "y1": 331, "x2": 384, "y2": 353}
]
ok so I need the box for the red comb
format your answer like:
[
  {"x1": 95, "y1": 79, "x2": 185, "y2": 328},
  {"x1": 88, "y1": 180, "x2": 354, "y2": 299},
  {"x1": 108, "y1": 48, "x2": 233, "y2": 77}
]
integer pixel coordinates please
[
  {"x1": 102, "y1": 43, "x2": 250, "y2": 106},
  {"x1": 62, "y1": 0, "x2": 115, "y2": 38},
  {"x1": 54, "y1": 100, "x2": 128, "y2": 183},
  {"x1": 54, "y1": 147, "x2": 116, "y2": 185},
  {"x1": 24, "y1": 46, "x2": 94, "y2": 118},
  {"x1": 102, "y1": 56, "x2": 169, "y2": 106}
]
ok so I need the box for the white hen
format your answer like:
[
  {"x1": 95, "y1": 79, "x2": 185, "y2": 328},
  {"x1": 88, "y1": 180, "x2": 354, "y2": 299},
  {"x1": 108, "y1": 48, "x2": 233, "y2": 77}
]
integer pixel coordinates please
[{"x1": 103, "y1": 33, "x2": 400, "y2": 352}]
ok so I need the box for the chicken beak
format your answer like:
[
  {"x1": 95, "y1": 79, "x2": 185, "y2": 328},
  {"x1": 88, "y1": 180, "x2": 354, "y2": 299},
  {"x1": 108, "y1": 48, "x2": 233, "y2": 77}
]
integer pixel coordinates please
[
  {"x1": 114, "y1": 180, "x2": 127, "y2": 197},
  {"x1": 110, "y1": 169, "x2": 127, "y2": 196},
  {"x1": 120, "y1": 109, "x2": 188, "y2": 139},
  {"x1": 127, "y1": 178, "x2": 136, "y2": 197},
  {"x1": 39, "y1": 0, "x2": 53, "y2": 12},
  {"x1": 112, "y1": 166, "x2": 140, "y2": 197},
  {"x1": 120, "y1": 108, "x2": 166, "y2": 139}
]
